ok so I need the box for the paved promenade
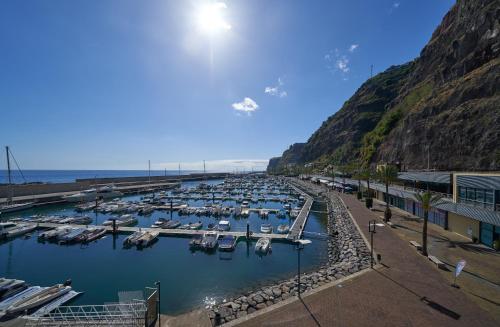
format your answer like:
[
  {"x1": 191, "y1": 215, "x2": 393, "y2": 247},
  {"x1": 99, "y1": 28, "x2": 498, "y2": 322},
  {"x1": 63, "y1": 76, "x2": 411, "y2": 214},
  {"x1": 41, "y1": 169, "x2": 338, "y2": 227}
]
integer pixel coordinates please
[{"x1": 235, "y1": 186, "x2": 498, "y2": 327}]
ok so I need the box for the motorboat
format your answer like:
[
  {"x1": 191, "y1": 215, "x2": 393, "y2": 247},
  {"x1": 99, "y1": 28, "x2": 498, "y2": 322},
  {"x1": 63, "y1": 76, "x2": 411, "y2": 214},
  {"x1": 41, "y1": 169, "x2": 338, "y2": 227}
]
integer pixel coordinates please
[
  {"x1": 201, "y1": 231, "x2": 219, "y2": 250},
  {"x1": 83, "y1": 227, "x2": 107, "y2": 242},
  {"x1": 63, "y1": 185, "x2": 123, "y2": 203},
  {"x1": 160, "y1": 220, "x2": 181, "y2": 229},
  {"x1": 218, "y1": 235, "x2": 237, "y2": 251},
  {"x1": 7, "y1": 224, "x2": 37, "y2": 238},
  {"x1": 189, "y1": 222, "x2": 203, "y2": 230},
  {"x1": 260, "y1": 224, "x2": 273, "y2": 234},
  {"x1": 6, "y1": 284, "x2": 71, "y2": 314},
  {"x1": 189, "y1": 234, "x2": 203, "y2": 248},
  {"x1": 102, "y1": 215, "x2": 137, "y2": 227},
  {"x1": 136, "y1": 230, "x2": 159, "y2": 248},
  {"x1": 38, "y1": 226, "x2": 73, "y2": 241},
  {"x1": 0, "y1": 202, "x2": 34, "y2": 214},
  {"x1": 123, "y1": 231, "x2": 146, "y2": 246},
  {"x1": 0, "y1": 279, "x2": 26, "y2": 299},
  {"x1": 277, "y1": 210, "x2": 286, "y2": 218},
  {"x1": 58, "y1": 228, "x2": 87, "y2": 244},
  {"x1": 217, "y1": 220, "x2": 231, "y2": 231},
  {"x1": 151, "y1": 218, "x2": 169, "y2": 228},
  {"x1": 255, "y1": 237, "x2": 271, "y2": 253},
  {"x1": 277, "y1": 224, "x2": 290, "y2": 234}
]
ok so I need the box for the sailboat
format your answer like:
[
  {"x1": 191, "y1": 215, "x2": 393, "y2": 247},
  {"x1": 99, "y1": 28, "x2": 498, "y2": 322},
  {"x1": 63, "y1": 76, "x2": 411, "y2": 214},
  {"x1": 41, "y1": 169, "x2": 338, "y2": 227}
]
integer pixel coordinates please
[{"x1": 0, "y1": 146, "x2": 34, "y2": 213}]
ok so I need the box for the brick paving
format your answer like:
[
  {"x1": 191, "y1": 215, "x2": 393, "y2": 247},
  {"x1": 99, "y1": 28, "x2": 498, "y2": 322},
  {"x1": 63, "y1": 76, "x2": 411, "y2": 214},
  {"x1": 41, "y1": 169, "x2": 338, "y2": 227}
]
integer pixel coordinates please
[{"x1": 234, "y1": 186, "x2": 498, "y2": 327}]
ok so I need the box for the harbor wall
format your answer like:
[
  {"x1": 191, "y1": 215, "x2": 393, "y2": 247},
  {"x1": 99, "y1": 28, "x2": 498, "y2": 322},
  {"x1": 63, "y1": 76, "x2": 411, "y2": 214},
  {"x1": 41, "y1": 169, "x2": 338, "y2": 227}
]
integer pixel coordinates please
[
  {"x1": 0, "y1": 173, "x2": 230, "y2": 198},
  {"x1": 0, "y1": 181, "x2": 93, "y2": 198}
]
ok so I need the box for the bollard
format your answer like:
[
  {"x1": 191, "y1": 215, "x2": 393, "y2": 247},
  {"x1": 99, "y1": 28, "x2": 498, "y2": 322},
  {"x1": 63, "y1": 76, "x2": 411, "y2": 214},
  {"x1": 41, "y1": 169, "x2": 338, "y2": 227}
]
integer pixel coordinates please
[
  {"x1": 112, "y1": 219, "x2": 117, "y2": 234},
  {"x1": 246, "y1": 223, "x2": 250, "y2": 239}
]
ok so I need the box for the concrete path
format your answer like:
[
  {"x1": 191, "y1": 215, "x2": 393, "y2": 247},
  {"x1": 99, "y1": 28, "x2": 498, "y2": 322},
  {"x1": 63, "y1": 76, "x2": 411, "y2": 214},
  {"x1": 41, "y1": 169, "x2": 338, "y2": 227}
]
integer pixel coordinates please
[{"x1": 233, "y1": 187, "x2": 498, "y2": 327}]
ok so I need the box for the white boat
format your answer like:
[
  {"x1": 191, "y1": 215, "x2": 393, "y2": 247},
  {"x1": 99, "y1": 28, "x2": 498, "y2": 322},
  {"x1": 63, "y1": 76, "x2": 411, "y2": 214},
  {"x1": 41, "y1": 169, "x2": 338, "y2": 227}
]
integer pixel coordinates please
[
  {"x1": 255, "y1": 237, "x2": 271, "y2": 253},
  {"x1": 63, "y1": 185, "x2": 123, "y2": 203},
  {"x1": 7, "y1": 224, "x2": 36, "y2": 238},
  {"x1": 123, "y1": 231, "x2": 146, "y2": 246},
  {"x1": 58, "y1": 228, "x2": 87, "y2": 244},
  {"x1": 136, "y1": 230, "x2": 159, "y2": 248},
  {"x1": 217, "y1": 220, "x2": 231, "y2": 231},
  {"x1": 277, "y1": 224, "x2": 290, "y2": 234},
  {"x1": 6, "y1": 284, "x2": 71, "y2": 314},
  {"x1": 102, "y1": 215, "x2": 137, "y2": 227},
  {"x1": 260, "y1": 224, "x2": 273, "y2": 234},
  {"x1": 38, "y1": 226, "x2": 73, "y2": 240},
  {"x1": 201, "y1": 231, "x2": 219, "y2": 250},
  {"x1": 0, "y1": 202, "x2": 35, "y2": 214}
]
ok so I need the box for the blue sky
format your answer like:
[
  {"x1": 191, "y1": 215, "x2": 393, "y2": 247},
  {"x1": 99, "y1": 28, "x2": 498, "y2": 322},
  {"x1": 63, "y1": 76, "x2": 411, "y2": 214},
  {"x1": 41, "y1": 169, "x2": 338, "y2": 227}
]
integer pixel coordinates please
[{"x1": 0, "y1": 0, "x2": 455, "y2": 171}]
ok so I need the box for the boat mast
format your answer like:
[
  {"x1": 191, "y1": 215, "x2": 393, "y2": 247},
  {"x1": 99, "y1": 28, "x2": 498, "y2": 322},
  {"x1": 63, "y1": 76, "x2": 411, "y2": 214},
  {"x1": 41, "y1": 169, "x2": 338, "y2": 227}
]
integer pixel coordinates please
[
  {"x1": 6, "y1": 146, "x2": 12, "y2": 204},
  {"x1": 148, "y1": 160, "x2": 151, "y2": 185}
]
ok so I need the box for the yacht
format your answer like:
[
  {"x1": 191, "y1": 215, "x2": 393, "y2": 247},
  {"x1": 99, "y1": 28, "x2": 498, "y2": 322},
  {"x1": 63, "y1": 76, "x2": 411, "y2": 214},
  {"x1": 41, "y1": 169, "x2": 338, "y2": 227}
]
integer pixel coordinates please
[
  {"x1": 201, "y1": 231, "x2": 219, "y2": 250},
  {"x1": 260, "y1": 224, "x2": 273, "y2": 234},
  {"x1": 217, "y1": 220, "x2": 231, "y2": 231},
  {"x1": 63, "y1": 185, "x2": 123, "y2": 203},
  {"x1": 6, "y1": 284, "x2": 71, "y2": 314}
]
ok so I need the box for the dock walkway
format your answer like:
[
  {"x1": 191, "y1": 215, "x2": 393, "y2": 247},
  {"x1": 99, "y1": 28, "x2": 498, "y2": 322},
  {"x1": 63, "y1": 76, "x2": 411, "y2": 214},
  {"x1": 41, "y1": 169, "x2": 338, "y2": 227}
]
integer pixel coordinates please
[
  {"x1": 287, "y1": 184, "x2": 314, "y2": 240},
  {"x1": 35, "y1": 223, "x2": 289, "y2": 241}
]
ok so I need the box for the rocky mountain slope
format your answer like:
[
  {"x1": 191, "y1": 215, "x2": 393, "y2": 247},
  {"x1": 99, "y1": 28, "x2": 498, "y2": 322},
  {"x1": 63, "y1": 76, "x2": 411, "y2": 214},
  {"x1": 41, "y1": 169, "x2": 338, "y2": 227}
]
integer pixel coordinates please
[{"x1": 268, "y1": 0, "x2": 500, "y2": 173}]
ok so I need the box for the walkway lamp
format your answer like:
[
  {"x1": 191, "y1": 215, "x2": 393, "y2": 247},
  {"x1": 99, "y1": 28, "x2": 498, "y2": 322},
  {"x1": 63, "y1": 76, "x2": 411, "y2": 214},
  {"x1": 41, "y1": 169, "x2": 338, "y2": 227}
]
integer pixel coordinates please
[{"x1": 295, "y1": 239, "x2": 312, "y2": 298}]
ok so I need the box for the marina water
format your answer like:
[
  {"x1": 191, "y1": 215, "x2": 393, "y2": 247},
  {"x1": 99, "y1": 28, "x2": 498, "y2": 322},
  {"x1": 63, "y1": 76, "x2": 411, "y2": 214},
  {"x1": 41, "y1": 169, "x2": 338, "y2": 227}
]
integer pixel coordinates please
[{"x1": 0, "y1": 179, "x2": 329, "y2": 315}]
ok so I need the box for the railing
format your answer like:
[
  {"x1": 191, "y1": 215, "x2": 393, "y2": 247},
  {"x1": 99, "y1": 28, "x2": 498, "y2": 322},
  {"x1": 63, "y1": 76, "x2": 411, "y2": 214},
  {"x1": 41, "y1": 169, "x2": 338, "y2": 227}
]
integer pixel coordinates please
[{"x1": 25, "y1": 302, "x2": 147, "y2": 327}]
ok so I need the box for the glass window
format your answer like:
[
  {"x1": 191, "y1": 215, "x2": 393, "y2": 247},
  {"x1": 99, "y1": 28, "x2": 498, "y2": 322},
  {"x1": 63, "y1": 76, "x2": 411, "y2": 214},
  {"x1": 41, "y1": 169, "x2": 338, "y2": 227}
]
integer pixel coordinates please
[
  {"x1": 476, "y1": 189, "x2": 484, "y2": 202},
  {"x1": 485, "y1": 190, "x2": 493, "y2": 204},
  {"x1": 459, "y1": 186, "x2": 466, "y2": 199},
  {"x1": 466, "y1": 187, "x2": 475, "y2": 201}
]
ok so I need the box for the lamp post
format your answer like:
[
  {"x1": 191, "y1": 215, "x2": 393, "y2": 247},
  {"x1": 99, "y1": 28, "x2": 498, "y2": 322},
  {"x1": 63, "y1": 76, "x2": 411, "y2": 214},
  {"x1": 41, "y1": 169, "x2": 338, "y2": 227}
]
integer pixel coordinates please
[
  {"x1": 295, "y1": 239, "x2": 312, "y2": 298},
  {"x1": 368, "y1": 220, "x2": 376, "y2": 268}
]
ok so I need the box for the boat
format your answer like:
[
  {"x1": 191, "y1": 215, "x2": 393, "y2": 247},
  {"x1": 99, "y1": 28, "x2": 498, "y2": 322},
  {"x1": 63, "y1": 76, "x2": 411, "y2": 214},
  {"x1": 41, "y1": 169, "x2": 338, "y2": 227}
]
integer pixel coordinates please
[
  {"x1": 7, "y1": 224, "x2": 37, "y2": 238},
  {"x1": 241, "y1": 201, "x2": 249, "y2": 207},
  {"x1": 123, "y1": 231, "x2": 146, "y2": 246},
  {"x1": 260, "y1": 224, "x2": 273, "y2": 234},
  {"x1": 217, "y1": 220, "x2": 231, "y2": 231},
  {"x1": 6, "y1": 284, "x2": 71, "y2": 314},
  {"x1": 0, "y1": 279, "x2": 26, "y2": 299},
  {"x1": 160, "y1": 220, "x2": 181, "y2": 229},
  {"x1": 189, "y1": 234, "x2": 203, "y2": 248},
  {"x1": 277, "y1": 224, "x2": 290, "y2": 234},
  {"x1": 151, "y1": 218, "x2": 169, "y2": 228},
  {"x1": 0, "y1": 280, "x2": 28, "y2": 302},
  {"x1": 255, "y1": 237, "x2": 271, "y2": 253},
  {"x1": 83, "y1": 227, "x2": 107, "y2": 242},
  {"x1": 0, "y1": 202, "x2": 34, "y2": 214},
  {"x1": 102, "y1": 214, "x2": 137, "y2": 227},
  {"x1": 136, "y1": 230, "x2": 159, "y2": 248},
  {"x1": 58, "y1": 228, "x2": 87, "y2": 244},
  {"x1": 38, "y1": 226, "x2": 73, "y2": 241},
  {"x1": 63, "y1": 185, "x2": 123, "y2": 203},
  {"x1": 218, "y1": 235, "x2": 237, "y2": 251},
  {"x1": 189, "y1": 222, "x2": 203, "y2": 230},
  {"x1": 277, "y1": 210, "x2": 286, "y2": 218},
  {"x1": 201, "y1": 231, "x2": 219, "y2": 250}
]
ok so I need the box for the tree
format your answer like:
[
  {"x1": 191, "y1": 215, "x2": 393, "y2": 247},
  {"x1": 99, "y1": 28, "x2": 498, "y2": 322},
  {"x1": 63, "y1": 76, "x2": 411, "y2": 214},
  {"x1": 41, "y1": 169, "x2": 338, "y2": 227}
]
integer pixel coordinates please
[
  {"x1": 359, "y1": 168, "x2": 374, "y2": 208},
  {"x1": 377, "y1": 165, "x2": 399, "y2": 222},
  {"x1": 414, "y1": 191, "x2": 443, "y2": 256}
]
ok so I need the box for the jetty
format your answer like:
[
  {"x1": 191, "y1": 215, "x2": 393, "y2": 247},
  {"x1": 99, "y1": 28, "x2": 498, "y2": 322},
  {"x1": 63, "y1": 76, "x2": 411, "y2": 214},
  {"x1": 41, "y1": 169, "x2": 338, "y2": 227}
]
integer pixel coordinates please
[
  {"x1": 34, "y1": 223, "x2": 289, "y2": 241},
  {"x1": 287, "y1": 185, "x2": 314, "y2": 240}
]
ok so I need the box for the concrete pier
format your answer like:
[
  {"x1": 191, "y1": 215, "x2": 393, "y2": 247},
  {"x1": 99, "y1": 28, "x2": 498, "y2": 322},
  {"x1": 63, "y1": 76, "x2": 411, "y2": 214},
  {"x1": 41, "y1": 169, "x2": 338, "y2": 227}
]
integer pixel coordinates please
[{"x1": 287, "y1": 185, "x2": 314, "y2": 240}]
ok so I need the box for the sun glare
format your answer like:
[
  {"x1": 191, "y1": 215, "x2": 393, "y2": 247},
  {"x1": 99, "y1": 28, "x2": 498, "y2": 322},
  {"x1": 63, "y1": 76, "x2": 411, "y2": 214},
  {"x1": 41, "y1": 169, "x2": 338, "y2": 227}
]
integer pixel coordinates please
[{"x1": 196, "y1": 2, "x2": 231, "y2": 36}]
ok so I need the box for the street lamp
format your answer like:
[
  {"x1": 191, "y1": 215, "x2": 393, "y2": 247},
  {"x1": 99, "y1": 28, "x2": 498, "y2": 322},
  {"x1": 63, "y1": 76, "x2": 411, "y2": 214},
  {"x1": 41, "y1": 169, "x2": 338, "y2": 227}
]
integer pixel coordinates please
[{"x1": 295, "y1": 239, "x2": 312, "y2": 298}]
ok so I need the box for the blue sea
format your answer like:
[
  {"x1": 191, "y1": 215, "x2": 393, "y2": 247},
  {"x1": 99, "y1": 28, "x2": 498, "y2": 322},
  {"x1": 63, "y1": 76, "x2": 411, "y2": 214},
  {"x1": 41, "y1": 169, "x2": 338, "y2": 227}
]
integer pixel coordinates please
[{"x1": 0, "y1": 170, "x2": 201, "y2": 184}]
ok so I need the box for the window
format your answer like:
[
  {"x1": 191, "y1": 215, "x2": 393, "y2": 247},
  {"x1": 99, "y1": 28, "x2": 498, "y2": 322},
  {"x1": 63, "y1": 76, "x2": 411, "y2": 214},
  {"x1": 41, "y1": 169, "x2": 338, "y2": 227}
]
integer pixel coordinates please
[
  {"x1": 466, "y1": 187, "x2": 475, "y2": 201},
  {"x1": 485, "y1": 190, "x2": 494, "y2": 204},
  {"x1": 476, "y1": 189, "x2": 484, "y2": 202},
  {"x1": 459, "y1": 186, "x2": 466, "y2": 199}
]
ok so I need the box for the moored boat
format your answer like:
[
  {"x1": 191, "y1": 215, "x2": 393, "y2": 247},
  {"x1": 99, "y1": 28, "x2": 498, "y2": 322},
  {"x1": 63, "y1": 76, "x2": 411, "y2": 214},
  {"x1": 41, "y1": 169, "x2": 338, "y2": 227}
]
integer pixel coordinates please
[
  {"x1": 260, "y1": 224, "x2": 273, "y2": 234},
  {"x1": 277, "y1": 224, "x2": 290, "y2": 234},
  {"x1": 136, "y1": 230, "x2": 159, "y2": 248},
  {"x1": 255, "y1": 237, "x2": 271, "y2": 253},
  {"x1": 218, "y1": 235, "x2": 237, "y2": 251},
  {"x1": 217, "y1": 220, "x2": 231, "y2": 231},
  {"x1": 83, "y1": 227, "x2": 107, "y2": 242},
  {"x1": 6, "y1": 284, "x2": 71, "y2": 314},
  {"x1": 201, "y1": 231, "x2": 219, "y2": 250}
]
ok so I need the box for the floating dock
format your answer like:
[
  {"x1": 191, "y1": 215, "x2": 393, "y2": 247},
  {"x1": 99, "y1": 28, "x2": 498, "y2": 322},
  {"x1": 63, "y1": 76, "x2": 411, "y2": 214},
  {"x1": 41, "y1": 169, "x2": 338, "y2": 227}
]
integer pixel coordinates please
[{"x1": 287, "y1": 185, "x2": 314, "y2": 240}]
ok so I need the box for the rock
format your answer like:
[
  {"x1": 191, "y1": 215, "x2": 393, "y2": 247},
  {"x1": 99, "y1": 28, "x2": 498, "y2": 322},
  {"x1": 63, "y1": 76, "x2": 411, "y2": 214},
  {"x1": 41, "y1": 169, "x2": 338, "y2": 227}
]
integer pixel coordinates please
[
  {"x1": 256, "y1": 303, "x2": 267, "y2": 310},
  {"x1": 248, "y1": 307, "x2": 256, "y2": 314},
  {"x1": 237, "y1": 311, "x2": 247, "y2": 318},
  {"x1": 272, "y1": 288, "x2": 282, "y2": 297},
  {"x1": 253, "y1": 294, "x2": 264, "y2": 304}
]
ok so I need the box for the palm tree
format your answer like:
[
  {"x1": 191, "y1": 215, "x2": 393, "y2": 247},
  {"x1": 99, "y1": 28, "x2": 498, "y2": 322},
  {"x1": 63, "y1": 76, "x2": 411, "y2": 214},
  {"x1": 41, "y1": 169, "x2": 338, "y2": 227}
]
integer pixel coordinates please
[
  {"x1": 377, "y1": 165, "x2": 399, "y2": 222},
  {"x1": 359, "y1": 168, "x2": 374, "y2": 208},
  {"x1": 414, "y1": 191, "x2": 442, "y2": 256}
]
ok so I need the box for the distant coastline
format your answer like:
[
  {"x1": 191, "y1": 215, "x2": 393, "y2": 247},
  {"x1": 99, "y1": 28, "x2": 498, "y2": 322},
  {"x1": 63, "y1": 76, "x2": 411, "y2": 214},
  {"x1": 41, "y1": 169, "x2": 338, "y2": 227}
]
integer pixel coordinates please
[{"x1": 0, "y1": 170, "x2": 202, "y2": 184}]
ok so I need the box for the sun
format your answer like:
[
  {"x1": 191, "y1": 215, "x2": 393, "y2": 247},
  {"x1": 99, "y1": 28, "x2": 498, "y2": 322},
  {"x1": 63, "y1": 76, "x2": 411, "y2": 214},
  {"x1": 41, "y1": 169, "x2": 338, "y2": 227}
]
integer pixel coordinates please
[{"x1": 196, "y1": 2, "x2": 231, "y2": 36}]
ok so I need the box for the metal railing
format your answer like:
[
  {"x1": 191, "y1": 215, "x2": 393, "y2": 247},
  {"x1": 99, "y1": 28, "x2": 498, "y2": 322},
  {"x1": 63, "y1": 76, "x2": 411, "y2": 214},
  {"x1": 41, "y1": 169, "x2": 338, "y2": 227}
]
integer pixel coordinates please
[{"x1": 25, "y1": 302, "x2": 147, "y2": 327}]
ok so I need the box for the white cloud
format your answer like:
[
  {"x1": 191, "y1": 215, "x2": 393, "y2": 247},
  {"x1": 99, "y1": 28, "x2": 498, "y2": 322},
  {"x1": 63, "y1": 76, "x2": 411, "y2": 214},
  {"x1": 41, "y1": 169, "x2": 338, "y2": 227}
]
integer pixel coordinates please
[
  {"x1": 265, "y1": 77, "x2": 287, "y2": 98},
  {"x1": 393, "y1": 2, "x2": 400, "y2": 8},
  {"x1": 348, "y1": 44, "x2": 359, "y2": 52},
  {"x1": 232, "y1": 97, "x2": 259, "y2": 114},
  {"x1": 336, "y1": 56, "x2": 350, "y2": 73}
]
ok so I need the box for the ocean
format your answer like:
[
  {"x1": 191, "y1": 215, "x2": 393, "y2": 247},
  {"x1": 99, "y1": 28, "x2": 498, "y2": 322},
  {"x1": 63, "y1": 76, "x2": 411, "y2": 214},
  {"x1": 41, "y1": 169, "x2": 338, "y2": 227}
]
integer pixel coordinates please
[{"x1": 0, "y1": 170, "x2": 201, "y2": 184}]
